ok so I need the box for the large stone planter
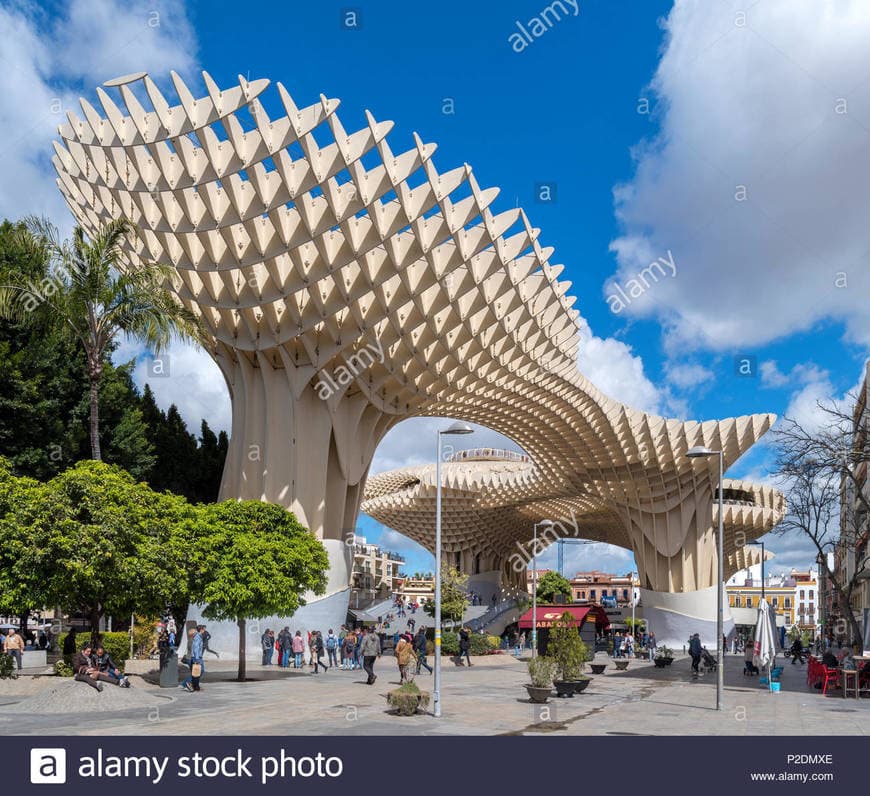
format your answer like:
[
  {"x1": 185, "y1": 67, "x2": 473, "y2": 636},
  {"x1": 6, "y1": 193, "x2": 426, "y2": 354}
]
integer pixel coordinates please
[
  {"x1": 525, "y1": 684, "x2": 551, "y2": 704},
  {"x1": 569, "y1": 678, "x2": 591, "y2": 694},
  {"x1": 590, "y1": 663, "x2": 607, "y2": 675},
  {"x1": 614, "y1": 660, "x2": 630, "y2": 671}
]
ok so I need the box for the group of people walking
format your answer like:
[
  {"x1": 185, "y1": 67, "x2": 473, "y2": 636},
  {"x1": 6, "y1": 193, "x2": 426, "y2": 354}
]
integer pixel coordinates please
[{"x1": 259, "y1": 625, "x2": 436, "y2": 685}]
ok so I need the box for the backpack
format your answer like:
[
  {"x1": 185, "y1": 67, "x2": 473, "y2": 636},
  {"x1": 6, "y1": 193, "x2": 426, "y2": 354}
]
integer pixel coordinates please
[{"x1": 326, "y1": 635, "x2": 337, "y2": 650}]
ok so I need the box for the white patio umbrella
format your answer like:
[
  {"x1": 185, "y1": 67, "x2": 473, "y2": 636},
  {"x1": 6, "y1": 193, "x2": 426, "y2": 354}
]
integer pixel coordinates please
[{"x1": 753, "y1": 598, "x2": 778, "y2": 691}]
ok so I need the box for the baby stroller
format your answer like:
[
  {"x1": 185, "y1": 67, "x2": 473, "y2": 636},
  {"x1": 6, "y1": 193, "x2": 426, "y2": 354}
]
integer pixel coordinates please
[{"x1": 701, "y1": 647, "x2": 717, "y2": 673}]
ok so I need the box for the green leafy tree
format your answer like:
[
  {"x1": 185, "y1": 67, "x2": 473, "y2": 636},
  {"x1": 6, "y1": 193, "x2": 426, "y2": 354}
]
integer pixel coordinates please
[
  {"x1": 536, "y1": 570, "x2": 572, "y2": 603},
  {"x1": 0, "y1": 217, "x2": 200, "y2": 461},
  {"x1": 26, "y1": 460, "x2": 193, "y2": 637},
  {"x1": 0, "y1": 458, "x2": 51, "y2": 628},
  {"x1": 188, "y1": 500, "x2": 329, "y2": 681},
  {"x1": 423, "y1": 566, "x2": 469, "y2": 623}
]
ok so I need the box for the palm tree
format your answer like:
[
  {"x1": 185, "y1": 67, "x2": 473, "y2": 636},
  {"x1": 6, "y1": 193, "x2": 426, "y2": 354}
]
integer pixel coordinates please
[{"x1": 0, "y1": 217, "x2": 200, "y2": 460}]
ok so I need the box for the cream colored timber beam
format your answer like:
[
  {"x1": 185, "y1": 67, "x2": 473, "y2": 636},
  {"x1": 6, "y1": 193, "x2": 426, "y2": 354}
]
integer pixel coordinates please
[{"x1": 56, "y1": 71, "x2": 783, "y2": 598}]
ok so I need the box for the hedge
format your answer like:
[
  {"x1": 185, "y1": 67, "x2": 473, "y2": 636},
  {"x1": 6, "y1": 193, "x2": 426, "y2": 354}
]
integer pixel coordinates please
[
  {"x1": 58, "y1": 632, "x2": 130, "y2": 671},
  {"x1": 437, "y1": 631, "x2": 500, "y2": 656}
]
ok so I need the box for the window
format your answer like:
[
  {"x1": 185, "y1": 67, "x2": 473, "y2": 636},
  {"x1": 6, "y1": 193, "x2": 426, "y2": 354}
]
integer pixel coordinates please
[
  {"x1": 772, "y1": 597, "x2": 778, "y2": 607},
  {"x1": 746, "y1": 597, "x2": 753, "y2": 608},
  {"x1": 809, "y1": 603, "x2": 815, "y2": 614},
  {"x1": 590, "y1": 590, "x2": 596, "y2": 599},
  {"x1": 785, "y1": 598, "x2": 791, "y2": 608},
  {"x1": 580, "y1": 590, "x2": 586, "y2": 599},
  {"x1": 623, "y1": 589, "x2": 629, "y2": 599},
  {"x1": 809, "y1": 590, "x2": 814, "y2": 600},
  {"x1": 735, "y1": 596, "x2": 741, "y2": 607},
  {"x1": 800, "y1": 590, "x2": 805, "y2": 600}
]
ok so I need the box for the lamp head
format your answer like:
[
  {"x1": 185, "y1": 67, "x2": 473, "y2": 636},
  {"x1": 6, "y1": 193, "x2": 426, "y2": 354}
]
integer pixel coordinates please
[
  {"x1": 442, "y1": 421, "x2": 474, "y2": 436},
  {"x1": 537, "y1": 519, "x2": 554, "y2": 528},
  {"x1": 686, "y1": 445, "x2": 718, "y2": 458}
]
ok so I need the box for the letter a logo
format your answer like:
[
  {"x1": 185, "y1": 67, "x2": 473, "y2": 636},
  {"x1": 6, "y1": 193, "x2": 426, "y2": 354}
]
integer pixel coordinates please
[{"x1": 30, "y1": 748, "x2": 67, "y2": 784}]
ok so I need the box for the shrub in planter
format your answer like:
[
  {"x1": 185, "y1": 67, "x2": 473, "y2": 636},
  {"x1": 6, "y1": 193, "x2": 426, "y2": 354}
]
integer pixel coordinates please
[
  {"x1": 54, "y1": 660, "x2": 74, "y2": 678},
  {"x1": 547, "y1": 611, "x2": 589, "y2": 684},
  {"x1": 386, "y1": 681, "x2": 431, "y2": 716},
  {"x1": 0, "y1": 654, "x2": 17, "y2": 679},
  {"x1": 525, "y1": 656, "x2": 556, "y2": 703}
]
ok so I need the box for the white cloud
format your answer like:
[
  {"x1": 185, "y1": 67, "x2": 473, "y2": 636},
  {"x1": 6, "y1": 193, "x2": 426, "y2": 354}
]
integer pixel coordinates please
[
  {"x1": 665, "y1": 361, "x2": 714, "y2": 390},
  {"x1": 112, "y1": 340, "x2": 231, "y2": 434},
  {"x1": 0, "y1": 0, "x2": 197, "y2": 226},
  {"x1": 610, "y1": 0, "x2": 870, "y2": 352},
  {"x1": 576, "y1": 317, "x2": 666, "y2": 414}
]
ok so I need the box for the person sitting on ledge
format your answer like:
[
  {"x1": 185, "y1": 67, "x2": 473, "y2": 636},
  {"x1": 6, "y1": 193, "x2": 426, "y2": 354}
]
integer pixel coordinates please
[
  {"x1": 72, "y1": 644, "x2": 115, "y2": 692},
  {"x1": 92, "y1": 644, "x2": 131, "y2": 687}
]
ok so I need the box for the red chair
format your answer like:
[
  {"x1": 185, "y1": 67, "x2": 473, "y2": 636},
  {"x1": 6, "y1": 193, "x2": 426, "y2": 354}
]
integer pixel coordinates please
[
  {"x1": 821, "y1": 667, "x2": 840, "y2": 695},
  {"x1": 807, "y1": 657, "x2": 821, "y2": 688}
]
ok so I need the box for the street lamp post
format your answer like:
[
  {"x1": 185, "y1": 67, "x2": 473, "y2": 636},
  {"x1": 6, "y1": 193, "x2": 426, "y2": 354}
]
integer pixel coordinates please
[
  {"x1": 434, "y1": 421, "x2": 474, "y2": 719},
  {"x1": 631, "y1": 572, "x2": 637, "y2": 649},
  {"x1": 531, "y1": 520, "x2": 554, "y2": 658},
  {"x1": 686, "y1": 445, "x2": 725, "y2": 711},
  {"x1": 760, "y1": 541, "x2": 765, "y2": 601}
]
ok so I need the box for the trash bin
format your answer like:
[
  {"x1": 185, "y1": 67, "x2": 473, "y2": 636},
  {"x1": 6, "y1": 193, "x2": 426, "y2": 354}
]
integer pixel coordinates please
[{"x1": 159, "y1": 650, "x2": 179, "y2": 688}]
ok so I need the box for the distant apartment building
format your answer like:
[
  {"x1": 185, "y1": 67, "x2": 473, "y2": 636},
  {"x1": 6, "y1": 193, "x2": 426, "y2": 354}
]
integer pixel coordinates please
[
  {"x1": 349, "y1": 536, "x2": 405, "y2": 608},
  {"x1": 570, "y1": 571, "x2": 639, "y2": 607},
  {"x1": 725, "y1": 565, "x2": 819, "y2": 631},
  {"x1": 396, "y1": 575, "x2": 435, "y2": 605}
]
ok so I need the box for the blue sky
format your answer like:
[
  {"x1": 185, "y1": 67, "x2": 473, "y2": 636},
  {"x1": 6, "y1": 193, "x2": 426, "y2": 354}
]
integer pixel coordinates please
[{"x1": 3, "y1": 0, "x2": 868, "y2": 578}]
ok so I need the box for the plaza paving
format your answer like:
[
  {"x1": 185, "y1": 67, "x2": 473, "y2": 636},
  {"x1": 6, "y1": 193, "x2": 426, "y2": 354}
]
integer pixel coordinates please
[{"x1": 0, "y1": 653, "x2": 867, "y2": 736}]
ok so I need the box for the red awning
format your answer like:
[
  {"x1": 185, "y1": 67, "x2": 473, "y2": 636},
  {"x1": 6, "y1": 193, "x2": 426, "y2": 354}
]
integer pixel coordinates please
[{"x1": 517, "y1": 605, "x2": 610, "y2": 630}]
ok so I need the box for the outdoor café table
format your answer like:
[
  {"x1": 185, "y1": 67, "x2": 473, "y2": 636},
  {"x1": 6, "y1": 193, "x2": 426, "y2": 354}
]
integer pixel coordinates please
[{"x1": 841, "y1": 668, "x2": 861, "y2": 699}]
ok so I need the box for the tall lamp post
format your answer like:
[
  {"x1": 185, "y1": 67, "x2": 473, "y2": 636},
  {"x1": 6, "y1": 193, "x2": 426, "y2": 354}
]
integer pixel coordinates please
[
  {"x1": 531, "y1": 520, "x2": 554, "y2": 657},
  {"x1": 434, "y1": 421, "x2": 474, "y2": 719},
  {"x1": 686, "y1": 445, "x2": 725, "y2": 711}
]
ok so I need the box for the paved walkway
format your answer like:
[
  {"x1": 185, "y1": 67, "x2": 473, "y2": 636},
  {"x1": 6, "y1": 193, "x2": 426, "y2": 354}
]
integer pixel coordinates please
[{"x1": 0, "y1": 653, "x2": 866, "y2": 735}]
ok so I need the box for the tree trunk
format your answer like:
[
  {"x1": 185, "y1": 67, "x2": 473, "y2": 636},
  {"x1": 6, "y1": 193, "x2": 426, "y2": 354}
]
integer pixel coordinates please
[
  {"x1": 89, "y1": 606, "x2": 102, "y2": 644},
  {"x1": 88, "y1": 373, "x2": 101, "y2": 460},
  {"x1": 830, "y1": 578, "x2": 864, "y2": 653},
  {"x1": 18, "y1": 610, "x2": 30, "y2": 643},
  {"x1": 237, "y1": 619, "x2": 246, "y2": 681}
]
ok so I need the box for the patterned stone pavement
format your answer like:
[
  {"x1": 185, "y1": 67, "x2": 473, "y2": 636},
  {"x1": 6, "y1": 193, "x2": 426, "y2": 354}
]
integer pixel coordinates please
[{"x1": 0, "y1": 653, "x2": 866, "y2": 736}]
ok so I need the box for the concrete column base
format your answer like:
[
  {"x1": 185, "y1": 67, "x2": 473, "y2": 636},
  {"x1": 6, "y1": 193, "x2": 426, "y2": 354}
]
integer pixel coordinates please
[{"x1": 640, "y1": 585, "x2": 734, "y2": 650}]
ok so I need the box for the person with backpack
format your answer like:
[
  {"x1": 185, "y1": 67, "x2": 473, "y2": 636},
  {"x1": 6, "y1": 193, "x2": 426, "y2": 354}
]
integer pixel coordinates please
[
  {"x1": 414, "y1": 627, "x2": 432, "y2": 675},
  {"x1": 342, "y1": 632, "x2": 356, "y2": 670},
  {"x1": 325, "y1": 629, "x2": 339, "y2": 667},
  {"x1": 312, "y1": 631, "x2": 328, "y2": 674}
]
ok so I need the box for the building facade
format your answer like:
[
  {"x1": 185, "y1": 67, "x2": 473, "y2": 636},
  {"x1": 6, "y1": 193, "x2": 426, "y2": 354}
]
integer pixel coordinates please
[
  {"x1": 569, "y1": 571, "x2": 639, "y2": 607},
  {"x1": 349, "y1": 537, "x2": 405, "y2": 609},
  {"x1": 838, "y1": 363, "x2": 870, "y2": 645}
]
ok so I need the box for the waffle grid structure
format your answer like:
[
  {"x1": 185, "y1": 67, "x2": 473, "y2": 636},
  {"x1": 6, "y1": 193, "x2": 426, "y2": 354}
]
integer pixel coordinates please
[{"x1": 54, "y1": 70, "x2": 783, "y2": 605}]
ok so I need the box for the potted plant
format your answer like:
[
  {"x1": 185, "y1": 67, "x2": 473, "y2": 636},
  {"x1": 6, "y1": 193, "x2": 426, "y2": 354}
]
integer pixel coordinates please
[
  {"x1": 614, "y1": 658, "x2": 630, "y2": 671},
  {"x1": 654, "y1": 645, "x2": 674, "y2": 667},
  {"x1": 386, "y1": 681, "x2": 431, "y2": 716},
  {"x1": 547, "y1": 611, "x2": 591, "y2": 696},
  {"x1": 525, "y1": 656, "x2": 556, "y2": 703}
]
